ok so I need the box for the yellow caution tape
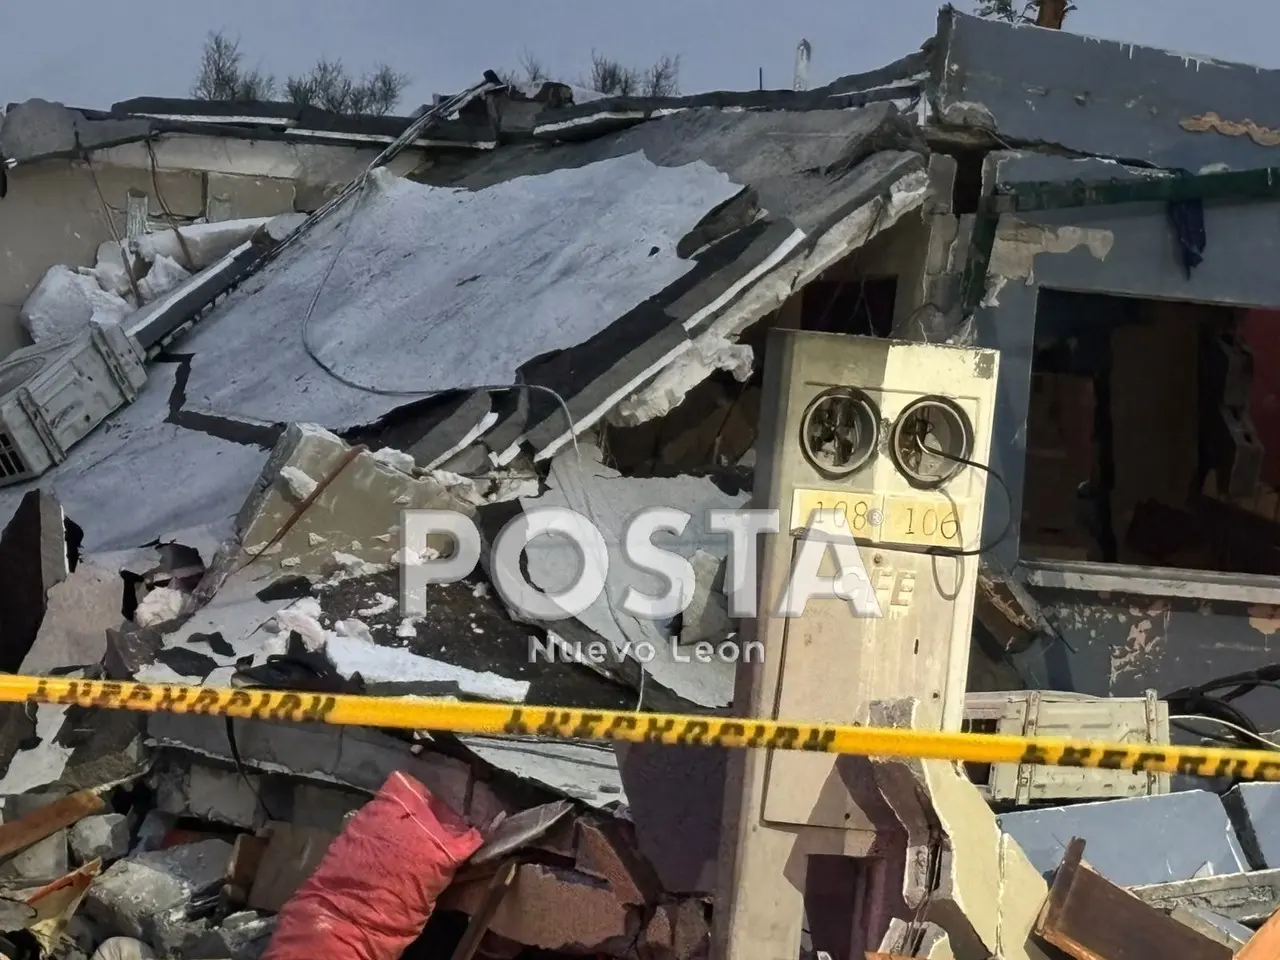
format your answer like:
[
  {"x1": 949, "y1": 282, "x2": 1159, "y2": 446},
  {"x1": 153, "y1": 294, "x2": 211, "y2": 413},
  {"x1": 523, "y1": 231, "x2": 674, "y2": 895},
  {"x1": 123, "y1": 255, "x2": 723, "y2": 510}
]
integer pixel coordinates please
[{"x1": 9, "y1": 674, "x2": 1280, "y2": 781}]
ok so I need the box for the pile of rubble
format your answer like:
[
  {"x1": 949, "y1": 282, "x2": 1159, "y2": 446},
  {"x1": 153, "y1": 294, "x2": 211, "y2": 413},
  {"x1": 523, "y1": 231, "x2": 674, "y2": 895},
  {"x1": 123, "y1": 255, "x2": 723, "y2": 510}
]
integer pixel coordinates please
[
  {"x1": 0, "y1": 410, "x2": 734, "y2": 959},
  {"x1": 4, "y1": 15, "x2": 1280, "y2": 956},
  {"x1": 0, "y1": 418, "x2": 1273, "y2": 959}
]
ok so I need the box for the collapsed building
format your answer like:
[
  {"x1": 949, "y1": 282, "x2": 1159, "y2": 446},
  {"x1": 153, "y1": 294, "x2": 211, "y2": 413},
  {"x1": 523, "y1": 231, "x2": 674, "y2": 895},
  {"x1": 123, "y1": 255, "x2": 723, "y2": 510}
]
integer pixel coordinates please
[{"x1": 0, "y1": 5, "x2": 1279, "y2": 959}]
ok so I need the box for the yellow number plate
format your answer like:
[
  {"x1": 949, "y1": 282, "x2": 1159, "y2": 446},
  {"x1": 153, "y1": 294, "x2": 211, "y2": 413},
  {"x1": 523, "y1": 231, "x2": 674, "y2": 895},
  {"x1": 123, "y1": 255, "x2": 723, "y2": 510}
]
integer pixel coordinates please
[
  {"x1": 789, "y1": 489, "x2": 883, "y2": 537},
  {"x1": 790, "y1": 489, "x2": 968, "y2": 549},
  {"x1": 881, "y1": 494, "x2": 966, "y2": 548}
]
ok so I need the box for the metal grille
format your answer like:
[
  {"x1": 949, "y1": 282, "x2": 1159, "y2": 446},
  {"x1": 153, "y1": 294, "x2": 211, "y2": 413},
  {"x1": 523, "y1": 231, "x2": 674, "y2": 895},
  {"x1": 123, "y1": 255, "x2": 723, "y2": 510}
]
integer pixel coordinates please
[{"x1": 0, "y1": 432, "x2": 27, "y2": 478}]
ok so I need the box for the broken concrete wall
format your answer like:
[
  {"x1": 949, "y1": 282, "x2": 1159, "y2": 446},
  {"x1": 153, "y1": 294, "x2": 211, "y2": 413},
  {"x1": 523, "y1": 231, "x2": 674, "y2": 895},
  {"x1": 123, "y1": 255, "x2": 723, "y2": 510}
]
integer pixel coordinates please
[
  {"x1": 0, "y1": 161, "x2": 201, "y2": 358},
  {"x1": 0, "y1": 137, "x2": 422, "y2": 361},
  {"x1": 868, "y1": 699, "x2": 1050, "y2": 960},
  {"x1": 933, "y1": 6, "x2": 1280, "y2": 171}
]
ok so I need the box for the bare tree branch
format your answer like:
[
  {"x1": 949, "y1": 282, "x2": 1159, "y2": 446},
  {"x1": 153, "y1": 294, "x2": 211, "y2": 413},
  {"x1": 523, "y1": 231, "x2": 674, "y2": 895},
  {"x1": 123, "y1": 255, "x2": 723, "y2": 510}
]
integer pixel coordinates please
[
  {"x1": 500, "y1": 50, "x2": 550, "y2": 89},
  {"x1": 588, "y1": 50, "x2": 638, "y2": 96},
  {"x1": 640, "y1": 54, "x2": 681, "y2": 97},
  {"x1": 191, "y1": 31, "x2": 276, "y2": 101},
  {"x1": 973, "y1": 0, "x2": 1076, "y2": 24},
  {"x1": 500, "y1": 49, "x2": 681, "y2": 98},
  {"x1": 192, "y1": 31, "x2": 408, "y2": 115},
  {"x1": 519, "y1": 51, "x2": 549, "y2": 84}
]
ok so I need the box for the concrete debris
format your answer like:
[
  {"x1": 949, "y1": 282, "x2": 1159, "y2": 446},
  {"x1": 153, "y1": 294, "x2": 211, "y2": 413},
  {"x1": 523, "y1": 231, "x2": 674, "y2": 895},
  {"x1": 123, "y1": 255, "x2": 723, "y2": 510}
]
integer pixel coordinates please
[
  {"x1": 0, "y1": 489, "x2": 73, "y2": 674},
  {"x1": 92, "y1": 938, "x2": 156, "y2": 960},
  {"x1": 234, "y1": 422, "x2": 477, "y2": 578},
  {"x1": 19, "y1": 264, "x2": 130, "y2": 343},
  {"x1": 69, "y1": 814, "x2": 132, "y2": 866},
  {"x1": 85, "y1": 839, "x2": 233, "y2": 949},
  {"x1": 5, "y1": 15, "x2": 1280, "y2": 957},
  {"x1": 133, "y1": 587, "x2": 188, "y2": 629},
  {"x1": 0, "y1": 792, "x2": 70, "y2": 885},
  {"x1": 22, "y1": 560, "x2": 119, "y2": 674}
]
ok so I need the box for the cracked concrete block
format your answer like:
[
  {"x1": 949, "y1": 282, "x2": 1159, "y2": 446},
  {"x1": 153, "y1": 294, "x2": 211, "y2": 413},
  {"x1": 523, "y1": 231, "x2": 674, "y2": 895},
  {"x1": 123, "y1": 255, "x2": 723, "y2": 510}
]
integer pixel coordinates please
[
  {"x1": 85, "y1": 838, "x2": 232, "y2": 945},
  {"x1": 640, "y1": 899, "x2": 710, "y2": 960},
  {"x1": 206, "y1": 172, "x2": 295, "y2": 221},
  {"x1": 22, "y1": 560, "x2": 120, "y2": 675},
  {"x1": 185, "y1": 910, "x2": 275, "y2": 959},
  {"x1": 1169, "y1": 904, "x2": 1253, "y2": 951},
  {"x1": 54, "y1": 710, "x2": 150, "y2": 795},
  {"x1": 1129, "y1": 868, "x2": 1280, "y2": 925},
  {"x1": 878, "y1": 918, "x2": 953, "y2": 959},
  {"x1": 923, "y1": 153, "x2": 958, "y2": 216},
  {"x1": 404, "y1": 391, "x2": 495, "y2": 469},
  {"x1": 0, "y1": 99, "x2": 153, "y2": 163},
  {"x1": 868, "y1": 698, "x2": 1050, "y2": 960},
  {"x1": 132, "y1": 811, "x2": 178, "y2": 854},
  {"x1": 152, "y1": 759, "x2": 271, "y2": 831},
  {"x1": 614, "y1": 741, "x2": 723, "y2": 895},
  {"x1": 148, "y1": 713, "x2": 495, "y2": 824},
  {"x1": 678, "y1": 551, "x2": 731, "y2": 647},
  {"x1": 998, "y1": 790, "x2": 1249, "y2": 886},
  {"x1": 103, "y1": 623, "x2": 164, "y2": 680},
  {"x1": 70, "y1": 813, "x2": 131, "y2": 865},
  {"x1": 283, "y1": 782, "x2": 366, "y2": 833},
  {"x1": 235, "y1": 422, "x2": 477, "y2": 576},
  {"x1": 1223, "y1": 781, "x2": 1280, "y2": 870}
]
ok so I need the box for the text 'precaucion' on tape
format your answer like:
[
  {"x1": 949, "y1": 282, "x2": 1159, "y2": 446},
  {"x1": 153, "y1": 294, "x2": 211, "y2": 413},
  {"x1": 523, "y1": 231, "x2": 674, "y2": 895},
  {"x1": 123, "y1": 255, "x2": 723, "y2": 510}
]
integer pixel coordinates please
[{"x1": 8, "y1": 675, "x2": 1279, "y2": 782}]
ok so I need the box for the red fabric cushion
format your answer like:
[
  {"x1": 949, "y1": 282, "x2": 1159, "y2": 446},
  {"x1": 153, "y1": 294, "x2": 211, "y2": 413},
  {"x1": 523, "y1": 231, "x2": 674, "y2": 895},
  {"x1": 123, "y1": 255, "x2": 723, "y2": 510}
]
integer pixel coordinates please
[{"x1": 263, "y1": 771, "x2": 483, "y2": 960}]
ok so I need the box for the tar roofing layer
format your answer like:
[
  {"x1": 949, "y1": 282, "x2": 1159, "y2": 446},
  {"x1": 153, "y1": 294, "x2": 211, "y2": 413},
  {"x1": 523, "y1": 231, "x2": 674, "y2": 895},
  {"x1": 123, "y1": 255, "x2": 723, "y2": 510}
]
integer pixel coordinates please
[{"x1": 0, "y1": 51, "x2": 930, "y2": 555}]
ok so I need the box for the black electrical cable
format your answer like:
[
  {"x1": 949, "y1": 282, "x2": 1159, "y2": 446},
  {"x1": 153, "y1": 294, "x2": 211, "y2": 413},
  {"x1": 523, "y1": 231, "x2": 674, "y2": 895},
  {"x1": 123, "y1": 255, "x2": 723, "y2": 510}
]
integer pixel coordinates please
[
  {"x1": 1163, "y1": 667, "x2": 1280, "y2": 755},
  {"x1": 860, "y1": 435, "x2": 1016, "y2": 559},
  {"x1": 917, "y1": 445, "x2": 1016, "y2": 558}
]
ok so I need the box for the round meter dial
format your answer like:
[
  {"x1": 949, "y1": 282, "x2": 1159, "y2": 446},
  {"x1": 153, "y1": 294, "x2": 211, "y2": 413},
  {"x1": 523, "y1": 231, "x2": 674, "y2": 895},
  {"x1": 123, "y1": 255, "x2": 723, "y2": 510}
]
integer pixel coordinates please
[
  {"x1": 889, "y1": 397, "x2": 973, "y2": 488},
  {"x1": 798, "y1": 388, "x2": 880, "y2": 479}
]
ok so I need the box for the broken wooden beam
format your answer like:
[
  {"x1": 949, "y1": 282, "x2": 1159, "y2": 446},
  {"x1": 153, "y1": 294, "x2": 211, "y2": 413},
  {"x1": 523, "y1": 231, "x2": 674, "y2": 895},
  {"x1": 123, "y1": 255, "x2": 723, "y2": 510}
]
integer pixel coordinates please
[
  {"x1": 1036, "y1": 837, "x2": 1232, "y2": 960},
  {"x1": 0, "y1": 790, "x2": 104, "y2": 861},
  {"x1": 1129, "y1": 868, "x2": 1280, "y2": 925}
]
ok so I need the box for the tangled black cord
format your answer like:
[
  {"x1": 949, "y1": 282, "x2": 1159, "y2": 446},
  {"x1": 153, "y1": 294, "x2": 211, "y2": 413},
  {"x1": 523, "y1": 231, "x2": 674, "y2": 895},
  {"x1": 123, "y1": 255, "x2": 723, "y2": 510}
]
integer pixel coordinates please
[{"x1": 1164, "y1": 665, "x2": 1280, "y2": 752}]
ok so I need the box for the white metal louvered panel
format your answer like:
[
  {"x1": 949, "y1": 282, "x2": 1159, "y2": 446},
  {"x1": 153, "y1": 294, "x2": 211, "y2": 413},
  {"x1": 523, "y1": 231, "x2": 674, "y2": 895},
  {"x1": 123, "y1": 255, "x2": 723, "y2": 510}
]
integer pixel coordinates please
[
  {"x1": 0, "y1": 324, "x2": 147, "y2": 486},
  {"x1": 964, "y1": 689, "x2": 1170, "y2": 803}
]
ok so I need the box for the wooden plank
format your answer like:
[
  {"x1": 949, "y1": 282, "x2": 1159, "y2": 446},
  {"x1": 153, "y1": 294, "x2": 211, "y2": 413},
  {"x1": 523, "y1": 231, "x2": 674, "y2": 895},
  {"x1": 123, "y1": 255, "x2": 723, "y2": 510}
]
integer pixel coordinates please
[
  {"x1": 247, "y1": 822, "x2": 336, "y2": 913},
  {"x1": 450, "y1": 859, "x2": 518, "y2": 960},
  {"x1": 1036, "y1": 837, "x2": 1233, "y2": 960},
  {"x1": 0, "y1": 790, "x2": 103, "y2": 860},
  {"x1": 1237, "y1": 904, "x2": 1280, "y2": 959},
  {"x1": 1130, "y1": 868, "x2": 1280, "y2": 924}
]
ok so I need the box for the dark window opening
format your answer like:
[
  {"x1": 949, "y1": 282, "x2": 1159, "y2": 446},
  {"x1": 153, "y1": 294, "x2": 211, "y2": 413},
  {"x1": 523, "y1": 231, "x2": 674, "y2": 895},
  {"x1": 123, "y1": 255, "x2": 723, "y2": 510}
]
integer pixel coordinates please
[
  {"x1": 0, "y1": 433, "x2": 26, "y2": 479},
  {"x1": 960, "y1": 717, "x2": 1000, "y2": 785},
  {"x1": 1022, "y1": 289, "x2": 1278, "y2": 576},
  {"x1": 933, "y1": 145, "x2": 986, "y2": 215},
  {"x1": 800, "y1": 277, "x2": 897, "y2": 337}
]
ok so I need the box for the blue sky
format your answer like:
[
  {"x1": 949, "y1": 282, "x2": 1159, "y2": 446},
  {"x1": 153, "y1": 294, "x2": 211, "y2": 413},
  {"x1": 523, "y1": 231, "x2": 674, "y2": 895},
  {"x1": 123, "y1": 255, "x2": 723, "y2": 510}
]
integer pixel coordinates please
[{"x1": 4, "y1": 1, "x2": 1278, "y2": 111}]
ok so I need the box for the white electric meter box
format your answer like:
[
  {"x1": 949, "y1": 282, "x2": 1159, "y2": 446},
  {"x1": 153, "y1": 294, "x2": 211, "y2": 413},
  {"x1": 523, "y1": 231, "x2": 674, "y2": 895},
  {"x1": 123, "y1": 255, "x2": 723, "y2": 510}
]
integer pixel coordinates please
[
  {"x1": 714, "y1": 329, "x2": 1000, "y2": 960},
  {"x1": 0, "y1": 323, "x2": 148, "y2": 486}
]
